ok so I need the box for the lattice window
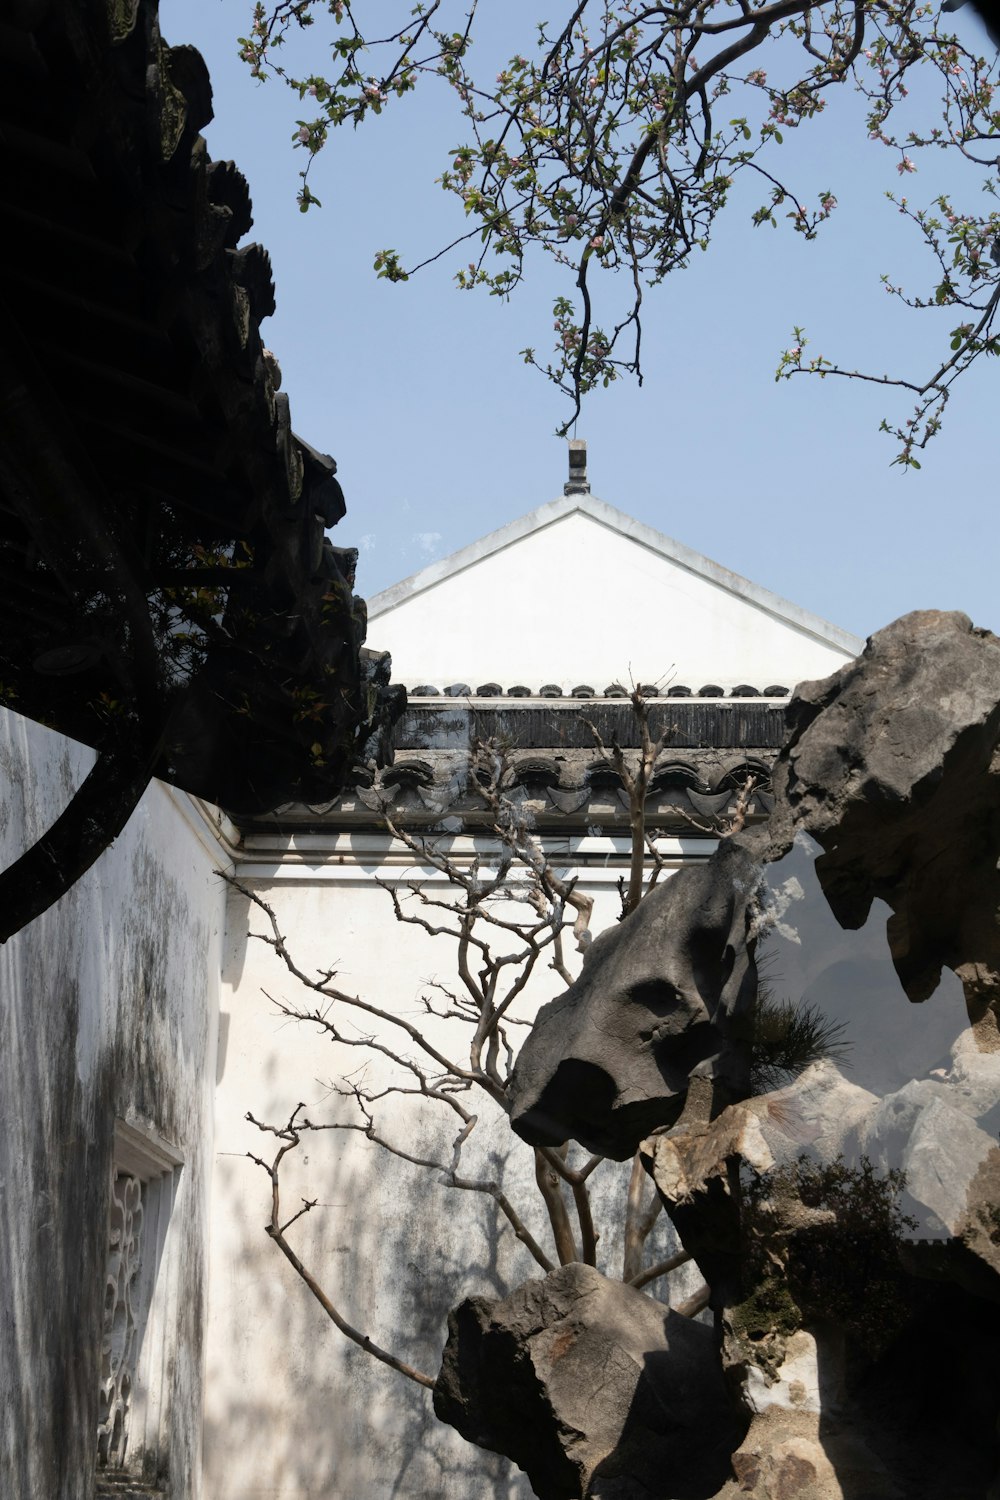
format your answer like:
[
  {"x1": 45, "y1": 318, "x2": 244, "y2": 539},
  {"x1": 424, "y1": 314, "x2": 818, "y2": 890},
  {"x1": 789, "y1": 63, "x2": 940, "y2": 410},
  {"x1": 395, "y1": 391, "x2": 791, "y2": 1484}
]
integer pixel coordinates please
[
  {"x1": 96, "y1": 1122, "x2": 183, "y2": 1483},
  {"x1": 98, "y1": 1170, "x2": 146, "y2": 1467}
]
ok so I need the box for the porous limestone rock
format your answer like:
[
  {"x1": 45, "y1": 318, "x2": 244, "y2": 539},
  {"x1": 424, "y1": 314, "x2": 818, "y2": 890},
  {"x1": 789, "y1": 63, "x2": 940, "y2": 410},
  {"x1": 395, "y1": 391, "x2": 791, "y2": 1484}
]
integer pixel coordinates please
[
  {"x1": 769, "y1": 610, "x2": 1000, "y2": 1032},
  {"x1": 467, "y1": 612, "x2": 1000, "y2": 1499},
  {"x1": 715, "y1": 1408, "x2": 902, "y2": 1500},
  {"x1": 511, "y1": 611, "x2": 1000, "y2": 1165},
  {"x1": 640, "y1": 1062, "x2": 880, "y2": 1317},
  {"x1": 433, "y1": 1262, "x2": 743, "y2": 1500},
  {"x1": 509, "y1": 838, "x2": 761, "y2": 1160}
]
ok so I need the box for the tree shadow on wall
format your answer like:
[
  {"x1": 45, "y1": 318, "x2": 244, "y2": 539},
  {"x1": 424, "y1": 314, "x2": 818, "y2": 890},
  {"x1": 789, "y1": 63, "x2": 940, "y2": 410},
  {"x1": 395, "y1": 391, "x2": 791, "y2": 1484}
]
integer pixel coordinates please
[{"x1": 204, "y1": 1129, "x2": 537, "y2": 1500}]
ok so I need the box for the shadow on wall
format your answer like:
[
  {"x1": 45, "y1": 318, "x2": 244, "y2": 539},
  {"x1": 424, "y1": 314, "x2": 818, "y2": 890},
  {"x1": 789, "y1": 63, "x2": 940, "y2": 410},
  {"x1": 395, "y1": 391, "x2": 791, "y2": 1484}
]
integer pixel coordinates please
[
  {"x1": 0, "y1": 796, "x2": 216, "y2": 1500},
  {"x1": 0, "y1": 924, "x2": 101, "y2": 1500},
  {"x1": 204, "y1": 1123, "x2": 536, "y2": 1500},
  {"x1": 210, "y1": 882, "x2": 700, "y2": 1499},
  {"x1": 0, "y1": 720, "x2": 98, "y2": 1496}
]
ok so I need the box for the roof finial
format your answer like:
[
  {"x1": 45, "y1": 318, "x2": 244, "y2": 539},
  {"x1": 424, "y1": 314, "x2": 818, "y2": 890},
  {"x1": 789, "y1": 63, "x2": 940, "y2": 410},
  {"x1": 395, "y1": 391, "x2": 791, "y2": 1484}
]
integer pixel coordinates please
[{"x1": 564, "y1": 438, "x2": 589, "y2": 496}]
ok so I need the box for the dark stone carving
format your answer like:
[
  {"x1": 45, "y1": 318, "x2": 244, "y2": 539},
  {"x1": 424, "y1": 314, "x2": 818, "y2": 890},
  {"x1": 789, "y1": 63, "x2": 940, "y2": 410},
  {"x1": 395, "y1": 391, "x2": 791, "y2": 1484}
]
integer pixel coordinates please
[{"x1": 434, "y1": 1263, "x2": 743, "y2": 1500}]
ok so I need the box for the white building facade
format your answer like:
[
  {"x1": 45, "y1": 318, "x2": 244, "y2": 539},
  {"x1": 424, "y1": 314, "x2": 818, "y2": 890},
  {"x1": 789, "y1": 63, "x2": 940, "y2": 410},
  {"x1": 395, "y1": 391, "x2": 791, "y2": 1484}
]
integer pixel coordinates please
[{"x1": 1, "y1": 476, "x2": 863, "y2": 1500}]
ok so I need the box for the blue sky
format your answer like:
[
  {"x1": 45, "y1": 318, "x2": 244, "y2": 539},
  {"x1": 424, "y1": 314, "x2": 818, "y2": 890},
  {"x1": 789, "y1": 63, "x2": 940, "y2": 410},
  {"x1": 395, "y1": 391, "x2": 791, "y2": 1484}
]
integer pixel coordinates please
[{"x1": 166, "y1": 1, "x2": 998, "y2": 640}]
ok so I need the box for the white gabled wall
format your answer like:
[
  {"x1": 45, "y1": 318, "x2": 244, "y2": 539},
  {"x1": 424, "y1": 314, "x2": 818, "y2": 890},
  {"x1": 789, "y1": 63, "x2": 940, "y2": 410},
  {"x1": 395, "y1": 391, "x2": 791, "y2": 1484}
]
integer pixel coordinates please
[{"x1": 367, "y1": 503, "x2": 861, "y2": 692}]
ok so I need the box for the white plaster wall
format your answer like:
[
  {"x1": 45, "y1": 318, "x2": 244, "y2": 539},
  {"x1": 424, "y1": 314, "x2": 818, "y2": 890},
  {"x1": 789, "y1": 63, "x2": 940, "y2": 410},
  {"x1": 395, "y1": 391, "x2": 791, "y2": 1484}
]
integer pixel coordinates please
[
  {"x1": 205, "y1": 852, "x2": 698, "y2": 1500},
  {"x1": 0, "y1": 709, "x2": 228, "y2": 1500},
  {"x1": 368, "y1": 509, "x2": 859, "y2": 691}
]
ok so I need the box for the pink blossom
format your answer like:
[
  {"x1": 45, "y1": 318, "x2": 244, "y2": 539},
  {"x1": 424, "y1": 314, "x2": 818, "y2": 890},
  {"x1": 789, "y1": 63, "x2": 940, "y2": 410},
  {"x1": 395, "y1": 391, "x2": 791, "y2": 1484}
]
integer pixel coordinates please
[
  {"x1": 297, "y1": 126, "x2": 310, "y2": 143},
  {"x1": 590, "y1": 235, "x2": 605, "y2": 249},
  {"x1": 897, "y1": 155, "x2": 916, "y2": 174}
]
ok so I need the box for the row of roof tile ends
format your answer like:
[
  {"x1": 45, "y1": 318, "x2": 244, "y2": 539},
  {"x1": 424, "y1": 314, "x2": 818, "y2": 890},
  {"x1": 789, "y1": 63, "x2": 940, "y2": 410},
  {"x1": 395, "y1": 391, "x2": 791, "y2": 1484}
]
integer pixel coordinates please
[{"x1": 405, "y1": 682, "x2": 791, "y2": 700}]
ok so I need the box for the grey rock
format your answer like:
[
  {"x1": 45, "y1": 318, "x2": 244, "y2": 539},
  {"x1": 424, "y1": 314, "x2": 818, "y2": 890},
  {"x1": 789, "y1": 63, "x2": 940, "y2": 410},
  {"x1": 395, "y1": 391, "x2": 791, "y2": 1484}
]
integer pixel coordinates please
[
  {"x1": 853, "y1": 1081, "x2": 996, "y2": 1234},
  {"x1": 496, "y1": 611, "x2": 1000, "y2": 1498},
  {"x1": 768, "y1": 610, "x2": 1000, "y2": 1026},
  {"x1": 509, "y1": 838, "x2": 761, "y2": 1160},
  {"x1": 946, "y1": 1029, "x2": 1000, "y2": 1128},
  {"x1": 433, "y1": 1262, "x2": 743, "y2": 1500},
  {"x1": 640, "y1": 1063, "x2": 879, "y2": 1312},
  {"x1": 511, "y1": 609, "x2": 1000, "y2": 1163}
]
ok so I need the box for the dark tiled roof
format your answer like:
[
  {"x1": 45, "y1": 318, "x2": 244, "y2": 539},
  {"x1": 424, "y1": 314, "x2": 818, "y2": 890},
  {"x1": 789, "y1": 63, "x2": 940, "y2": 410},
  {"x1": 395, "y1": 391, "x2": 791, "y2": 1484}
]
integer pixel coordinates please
[
  {"x1": 0, "y1": 0, "x2": 405, "y2": 937},
  {"x1": 405, "y1": 682, "x2": 791, "y2": 700},
  {"x1": 0, "y1": 0, "x2": 402, "y2": 816},
  {"x1": 246, "y1": 747, "x2": 777, "y2": 833}
]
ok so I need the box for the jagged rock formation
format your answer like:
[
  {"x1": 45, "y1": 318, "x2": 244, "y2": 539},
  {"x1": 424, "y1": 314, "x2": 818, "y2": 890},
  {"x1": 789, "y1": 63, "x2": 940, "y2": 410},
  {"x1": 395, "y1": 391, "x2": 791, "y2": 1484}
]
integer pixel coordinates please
[
  {"x1": 509, "y1": 839, "x2": 761, "y2": 1160},
  {"x1": 434, "y1": 1262, "x2": 744, "y2": 1499},
  {"x1": 438, "y1": 612, "x2": 1000, "y2": 1498},
  {"x1": 769, "y1": 610, "x2": 1000, "y2": 1040}
]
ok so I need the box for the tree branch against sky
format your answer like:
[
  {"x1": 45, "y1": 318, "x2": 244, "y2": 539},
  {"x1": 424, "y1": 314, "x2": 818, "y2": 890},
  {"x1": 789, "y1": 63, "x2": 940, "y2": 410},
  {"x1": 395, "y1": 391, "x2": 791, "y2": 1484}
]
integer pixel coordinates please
[{"x1": 241, "y1": 0, "x2": 999, "y2": 465}]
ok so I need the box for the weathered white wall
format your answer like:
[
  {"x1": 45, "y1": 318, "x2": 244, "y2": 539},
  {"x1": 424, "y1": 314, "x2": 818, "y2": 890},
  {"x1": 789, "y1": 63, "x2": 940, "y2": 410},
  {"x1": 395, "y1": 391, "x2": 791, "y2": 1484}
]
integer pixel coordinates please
[
  {"x1": 0, "y1": 709, "x2": 228, "y2": 1500},
  {"x1": 205, "y1": 846, "x2": 699, "y2": 1500},
  {"x1": 368, "y1": 504, "x2": 862, "y2": 692}
]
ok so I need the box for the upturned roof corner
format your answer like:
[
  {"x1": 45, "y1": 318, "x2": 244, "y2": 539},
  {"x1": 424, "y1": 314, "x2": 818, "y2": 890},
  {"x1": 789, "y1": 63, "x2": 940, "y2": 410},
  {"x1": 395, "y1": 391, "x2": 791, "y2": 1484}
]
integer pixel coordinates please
[{"x1": 0, "y1": 0, "x2": 404, "y2": 939}]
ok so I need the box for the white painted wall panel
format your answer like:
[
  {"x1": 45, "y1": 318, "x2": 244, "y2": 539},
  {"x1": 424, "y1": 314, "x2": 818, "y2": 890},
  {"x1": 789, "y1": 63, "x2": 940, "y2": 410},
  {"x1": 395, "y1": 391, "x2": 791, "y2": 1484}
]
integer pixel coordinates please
[
  {"x1": 205, "y1": 865, "x2": 699, "y2": 1500},
  {"x1": 368, "y1": 507, "x2": 860, "y2": 691},
  {"x1": 0, "y1": 709, "x2": 227, "y2": 1500}
]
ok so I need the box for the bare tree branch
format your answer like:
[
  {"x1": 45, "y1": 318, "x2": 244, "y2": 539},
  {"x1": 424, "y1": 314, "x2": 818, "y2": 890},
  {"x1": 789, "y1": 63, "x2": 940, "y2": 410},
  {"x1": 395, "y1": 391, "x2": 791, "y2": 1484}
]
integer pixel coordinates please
[{"x1": 248, "y1": 1107, "x2": 436, "y2": 1389}]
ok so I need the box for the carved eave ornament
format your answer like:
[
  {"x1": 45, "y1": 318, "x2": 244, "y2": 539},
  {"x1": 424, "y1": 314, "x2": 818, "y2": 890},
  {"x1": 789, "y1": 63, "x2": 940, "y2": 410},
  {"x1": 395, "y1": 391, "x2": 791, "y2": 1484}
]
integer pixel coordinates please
[
  {"x1": 237, "y1": 695, "x2": 785, "y2": 837},
  {"x1": 0, "y1": 0, "x2": 404, "y2": 939},
  {"x1": 282, "y1": 749, "x2": 778, "y2": 834}
]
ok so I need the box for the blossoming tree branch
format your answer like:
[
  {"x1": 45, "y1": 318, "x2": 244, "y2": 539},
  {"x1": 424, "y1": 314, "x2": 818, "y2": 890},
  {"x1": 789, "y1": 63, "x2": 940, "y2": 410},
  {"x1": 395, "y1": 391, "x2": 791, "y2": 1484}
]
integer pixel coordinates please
[{"x1": 241, "y1": 0, "x2": 999, "y2": 464}]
